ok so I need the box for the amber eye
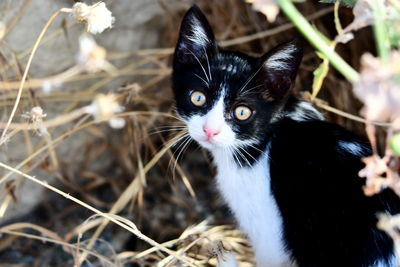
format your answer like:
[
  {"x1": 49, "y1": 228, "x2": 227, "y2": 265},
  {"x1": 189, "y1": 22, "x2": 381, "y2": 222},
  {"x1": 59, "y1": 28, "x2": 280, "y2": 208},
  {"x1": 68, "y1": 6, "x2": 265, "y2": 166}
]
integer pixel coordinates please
[
  {"x1": 234, "y1": 106, "x2": 252, "y2": 121},
  {"x1": 190, "y1": 91, "x2": 206, "y2": 106}
]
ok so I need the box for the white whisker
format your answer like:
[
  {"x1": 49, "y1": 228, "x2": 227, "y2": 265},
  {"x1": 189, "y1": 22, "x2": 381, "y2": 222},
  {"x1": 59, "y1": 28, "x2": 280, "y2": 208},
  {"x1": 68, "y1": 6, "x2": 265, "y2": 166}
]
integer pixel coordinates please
[
  {"x1": 184, "y1": 47, "x2": 210, "y2": 82},
  {"x1": 194, "y1": 73, "x2": 209, "y2": 87},
  {"x1": 245, "y1": 143, "x2": 266, "y2": 156},
  {"x1": 203, "y1": 46, "x2": 212, "y2": 81},
  {"x1": 172, "y1": 136, "x2": 192, "y2": 180},
  {"x1": 171, "y1": 133, "x2": 190, "y2": 148},
  {"x1": 239, "y1": 146, "x2": 259, "y2": 165},
  {"x1": 168, "y1": 134, "x2": 191, "y2": 175},
  {"x1": 175, "y1": 134, "x2": 190, "y2": 146},
  {"x1": 154, "y1": 125, "x2": 187, "y2": 129},
  {"x1": 149, "y1": 128, "x2": 188, "y2": 136},
  {"x1": 150, "y1": 125, "x2": 187, "y2": 135},
  {"x1": 228, "y1": 146, "x2": 242, "y2": 168},
  {"x1": 239, "y1": 64, "x2": 264, "y2": 93},
  {"x1": 241, "y1": 84, "x2": 264, "y2": 96},
  {"x1": 235, "y1": 147, "x2": 252, "y2": 168}
]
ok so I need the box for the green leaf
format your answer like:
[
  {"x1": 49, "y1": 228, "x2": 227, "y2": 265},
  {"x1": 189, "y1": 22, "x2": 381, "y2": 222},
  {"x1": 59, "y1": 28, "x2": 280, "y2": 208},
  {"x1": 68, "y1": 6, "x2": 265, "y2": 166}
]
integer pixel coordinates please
[
  {"x1": 319, "y1": 0, "x2": 357, "y2": 8},
  {"x1": 312, "y1": 53, "x2": 329, "y2": 99},
  {"x1": 390, "y1": 134, "x2": 400, "y2": 156}
]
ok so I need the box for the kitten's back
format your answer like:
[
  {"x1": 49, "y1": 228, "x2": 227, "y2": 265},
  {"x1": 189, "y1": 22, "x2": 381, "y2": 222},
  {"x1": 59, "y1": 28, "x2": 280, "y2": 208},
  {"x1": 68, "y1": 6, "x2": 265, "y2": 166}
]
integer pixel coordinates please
[{"x1": 269, "y1": 119, "x2": 399, "y2": 266}]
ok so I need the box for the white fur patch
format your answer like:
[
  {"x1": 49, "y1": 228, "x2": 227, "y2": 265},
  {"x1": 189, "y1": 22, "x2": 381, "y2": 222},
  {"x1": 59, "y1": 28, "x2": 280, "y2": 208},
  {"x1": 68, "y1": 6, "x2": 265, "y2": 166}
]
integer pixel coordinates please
[
  {"x1": 187, "y1": 17, "x2": 210, "y2": 47},
  {"x1": 265, "y1": 44, "x2": 296, "y2": 70},
  {"x1": 186, "y1": 94, "x2": 292, "y2": 266},
  {"x1": 372, "y1": 255, "x2": 397, "y2": 267},
  {"x1": 337, "y1": 140, "x2": 365, "y2": 156},
  {"x1": 187, "y1": 94, "x2": 237, "y2": 150},
  {"x1": 221, "y1": 64, "x2": 238, "y2": 74},
  {"x1": 212, "y1": 147, "x2": 293, "y2": 267},
  {"x1": 287, "y1": 101, "x2": 324, "y2": 122}
]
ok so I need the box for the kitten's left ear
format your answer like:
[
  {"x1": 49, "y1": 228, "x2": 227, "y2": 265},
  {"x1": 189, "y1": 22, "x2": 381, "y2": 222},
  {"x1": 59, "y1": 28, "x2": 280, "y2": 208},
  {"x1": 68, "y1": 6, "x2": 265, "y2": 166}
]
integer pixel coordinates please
[
  {"x1": 258, "y1": 39, "x2": 303, "y2": 100},
  {"x1": 174, "y1": 5, "x2": 217, "y2": 66}
]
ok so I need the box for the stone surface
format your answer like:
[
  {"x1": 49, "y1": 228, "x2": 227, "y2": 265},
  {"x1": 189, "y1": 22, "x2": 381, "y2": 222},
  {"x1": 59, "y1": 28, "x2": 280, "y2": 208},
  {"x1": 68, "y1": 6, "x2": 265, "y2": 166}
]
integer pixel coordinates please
[{"x1": 0, "y1": 0, "x2": 180, "y2": 221}]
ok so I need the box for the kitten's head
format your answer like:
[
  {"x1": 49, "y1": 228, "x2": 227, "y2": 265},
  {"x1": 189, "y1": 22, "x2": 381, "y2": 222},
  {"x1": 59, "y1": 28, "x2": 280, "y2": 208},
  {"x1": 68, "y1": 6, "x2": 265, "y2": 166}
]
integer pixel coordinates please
[{"x1": 172, "y1": 6, "x2": 303, "y2": 162}]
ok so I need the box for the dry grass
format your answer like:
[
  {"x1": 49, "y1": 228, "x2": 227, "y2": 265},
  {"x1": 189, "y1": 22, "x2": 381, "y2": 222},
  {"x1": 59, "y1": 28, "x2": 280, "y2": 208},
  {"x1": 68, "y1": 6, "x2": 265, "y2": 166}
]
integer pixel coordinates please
[{"x1": 0, "y1": 0, "x2": 384, "y2": 266}]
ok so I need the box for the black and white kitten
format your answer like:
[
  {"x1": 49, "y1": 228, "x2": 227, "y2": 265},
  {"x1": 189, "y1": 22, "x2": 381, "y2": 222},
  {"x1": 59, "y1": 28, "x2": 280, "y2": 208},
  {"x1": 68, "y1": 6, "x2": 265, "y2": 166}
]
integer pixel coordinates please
[{"x1": 172, "y1": 6, "x2": 400, "y2": 267}]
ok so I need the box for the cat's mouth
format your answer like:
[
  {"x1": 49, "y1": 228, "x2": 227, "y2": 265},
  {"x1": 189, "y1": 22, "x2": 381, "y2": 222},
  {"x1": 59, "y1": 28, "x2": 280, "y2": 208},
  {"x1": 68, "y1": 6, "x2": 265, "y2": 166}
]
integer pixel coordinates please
[
  {"x1": 197, "y1": 138, "x2": 218, "y2": 150},
  {"x1": 194, "y1": 134, "x2": 235, "y2": 151}
]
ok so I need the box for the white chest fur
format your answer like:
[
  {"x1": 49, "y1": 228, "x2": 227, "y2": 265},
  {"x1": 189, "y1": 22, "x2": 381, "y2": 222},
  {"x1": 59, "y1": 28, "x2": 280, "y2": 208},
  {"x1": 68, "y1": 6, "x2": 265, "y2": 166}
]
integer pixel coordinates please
[{"x1": 212, "y1": 149, "x2": 292, "y2": 267}]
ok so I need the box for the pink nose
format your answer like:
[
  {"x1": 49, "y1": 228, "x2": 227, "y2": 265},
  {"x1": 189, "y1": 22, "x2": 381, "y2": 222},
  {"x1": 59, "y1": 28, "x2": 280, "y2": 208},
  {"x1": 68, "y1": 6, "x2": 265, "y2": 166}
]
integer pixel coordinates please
[{"x1": 203, "y1": 126, "x2": 220, "y2": 138}]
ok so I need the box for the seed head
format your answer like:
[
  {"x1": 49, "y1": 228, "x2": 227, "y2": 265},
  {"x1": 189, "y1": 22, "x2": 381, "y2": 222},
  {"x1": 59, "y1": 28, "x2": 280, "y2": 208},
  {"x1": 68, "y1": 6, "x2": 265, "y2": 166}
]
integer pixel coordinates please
[{"x1": 72, "y1": 2, "x2": 115, "y2": 34}]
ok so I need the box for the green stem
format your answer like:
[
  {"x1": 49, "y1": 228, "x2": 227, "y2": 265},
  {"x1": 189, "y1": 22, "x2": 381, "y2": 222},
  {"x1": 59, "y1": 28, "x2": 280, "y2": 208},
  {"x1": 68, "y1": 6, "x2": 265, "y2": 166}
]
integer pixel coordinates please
[
  {"x1": 276, "y1": 0, "x2": 360, "y2": 82},
  {"x1": 372, "y1": 0, "x2": 390, "y2": 62}
]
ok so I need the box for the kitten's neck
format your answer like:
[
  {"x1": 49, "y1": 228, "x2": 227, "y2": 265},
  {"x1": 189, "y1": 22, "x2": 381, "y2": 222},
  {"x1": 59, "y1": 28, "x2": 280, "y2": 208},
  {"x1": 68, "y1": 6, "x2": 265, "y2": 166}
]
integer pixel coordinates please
[{"x1": 211, "y1": 149, "x2": 242, "y2": 170}]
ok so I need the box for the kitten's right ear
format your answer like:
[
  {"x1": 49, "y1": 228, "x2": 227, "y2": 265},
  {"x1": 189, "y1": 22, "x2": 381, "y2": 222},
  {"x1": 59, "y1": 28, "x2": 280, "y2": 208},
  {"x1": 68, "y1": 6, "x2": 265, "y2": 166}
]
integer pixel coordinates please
[
  {"x1": 257, "y1": 39, "x2": 303, "y2": 100},
  {"x1": 174, "y1": 5, "x2": 217, "y2": 66}
]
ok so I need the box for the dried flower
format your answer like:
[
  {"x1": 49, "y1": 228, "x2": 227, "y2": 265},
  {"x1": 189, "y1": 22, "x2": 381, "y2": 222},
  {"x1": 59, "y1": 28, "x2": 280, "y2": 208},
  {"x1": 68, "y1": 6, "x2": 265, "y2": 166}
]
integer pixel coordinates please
[
  {"x1": 359, "y1": 154, "x2": 400, "y2": 196},
  {"x1": 359, "y1": 155, "x2": 389, "y2": 196},
  {"x1": 23, "y1": 106, "x2": 47, "y2": 124},
  {"x1": 207, "y1": 241, "x2": 238, "y2": 267},
  {"x1": 342, "y1": 0, "x2": 374, "y2": 34},
  {"x1": 335, "y1": 0, "x2": 395, "y2": 44},
  {"x1": 377, "y1": 213, "x2": 400, "y2": 258},
  {"x1": 353, "y1": 52, "x2": 400, "y2": 122},
  {"x1": 72, "y1": 2, "x2": 115, "y2": 34},
  {"x1": 85, "y1": 94, "x2": 125, "y2": 128},
  {"x1": 246, "y1": 0, "x2": 279, "y2": 23},
  {"x1": 77, "y1": 34, "x2": 114, "y2": 73},
  {"x1": 22, "y1": 106, "x2": 48, "y2": 136},
  {"x1": 354, "y1": 51, "x2": 400, "y2": 197},
  {"x1": 118, "y1": 83, "x2": 142, "y2": 104}
]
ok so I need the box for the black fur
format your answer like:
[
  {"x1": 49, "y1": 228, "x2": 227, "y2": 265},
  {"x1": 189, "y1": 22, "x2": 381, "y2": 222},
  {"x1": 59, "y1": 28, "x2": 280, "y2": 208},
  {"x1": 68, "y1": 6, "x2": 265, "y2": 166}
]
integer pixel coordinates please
[
  {"x1": 269, "y1": 119, "x2": 400, "y2": 266},
  {"x1": 172, "y1": 6, "x2": 400, "y2": 266}
]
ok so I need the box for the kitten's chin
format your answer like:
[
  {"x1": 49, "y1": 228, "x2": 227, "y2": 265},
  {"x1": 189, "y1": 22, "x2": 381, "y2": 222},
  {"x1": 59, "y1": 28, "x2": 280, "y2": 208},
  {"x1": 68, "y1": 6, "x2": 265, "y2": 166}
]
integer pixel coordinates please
[
  {"x1": 196, "y1": 138, "x2": 231, "y2": 151},
  {"x1": 197, "y1": 140, "x2": 217, "y2": 151}
]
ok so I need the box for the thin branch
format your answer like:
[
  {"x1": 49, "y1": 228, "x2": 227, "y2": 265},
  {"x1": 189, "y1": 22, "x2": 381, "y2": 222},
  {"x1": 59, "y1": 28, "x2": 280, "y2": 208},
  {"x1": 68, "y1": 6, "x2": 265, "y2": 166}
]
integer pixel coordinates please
[
  {"x1": 276, "y1": 0, "x2": 360, "y2": 82},
  {"x1": 0, "y1": 161, "x2": 195, "y2": 266},
  {"x1": 0, "y1": 8, "x2": 72, "y2": 145},
  {"x1": 310, "y1": 96, "x2": 392, "y2": 127},
  {"x1": 220, "y1": 6, "x2": 334, "y2": 47}
]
